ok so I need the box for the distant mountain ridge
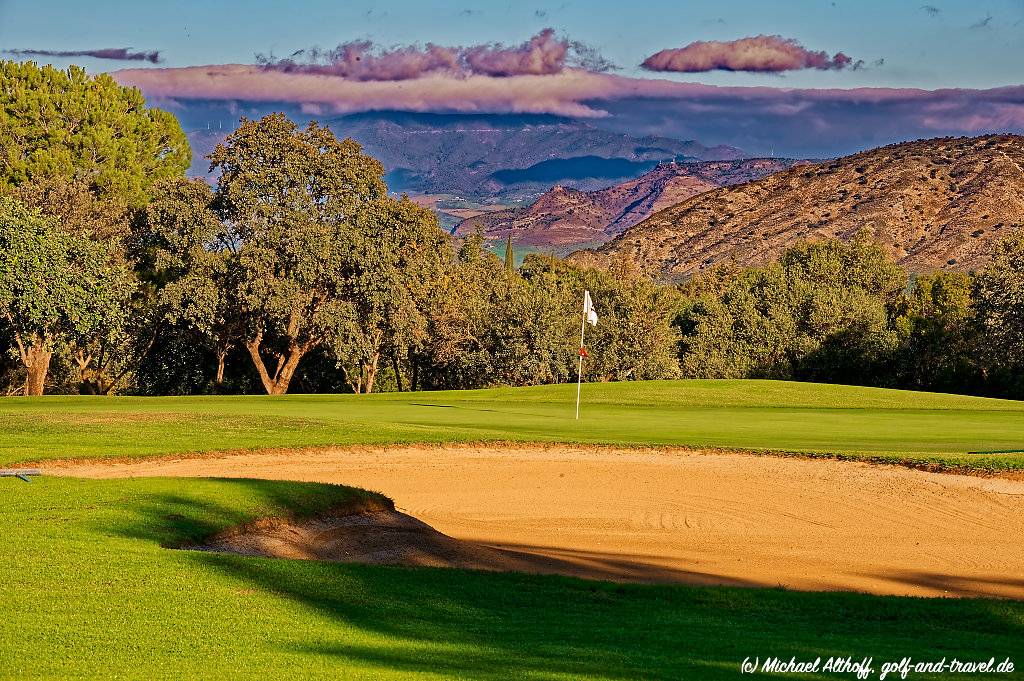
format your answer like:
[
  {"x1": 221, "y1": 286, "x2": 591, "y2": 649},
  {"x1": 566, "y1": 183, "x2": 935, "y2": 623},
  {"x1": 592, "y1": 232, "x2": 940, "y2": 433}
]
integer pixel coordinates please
[
  {"x1": 186, "y1": 111, "x2": 744, "y2": 199},
  {"x1": 573, "y1": 134, "x2": 1024, "y2": 277},
  {"x1": 457, "y1": 158, "x2": 804, "y2": 247}
]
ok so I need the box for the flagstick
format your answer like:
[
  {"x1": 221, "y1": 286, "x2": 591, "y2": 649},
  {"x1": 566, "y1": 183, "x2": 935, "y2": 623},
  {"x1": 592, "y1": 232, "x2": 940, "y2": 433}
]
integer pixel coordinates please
[{"x1": 576, "y1": 294, "x2": 586, "y2": 420}]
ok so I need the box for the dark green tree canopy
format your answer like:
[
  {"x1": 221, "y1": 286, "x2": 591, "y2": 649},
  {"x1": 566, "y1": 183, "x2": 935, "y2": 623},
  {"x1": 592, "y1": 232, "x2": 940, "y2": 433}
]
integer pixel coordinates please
[
  {"x1": 974, "y1": 230, "x2": 1024, "y2": 383},
  {"x1": 677, "y1": 235, "x2": 905, "y2": 381}
]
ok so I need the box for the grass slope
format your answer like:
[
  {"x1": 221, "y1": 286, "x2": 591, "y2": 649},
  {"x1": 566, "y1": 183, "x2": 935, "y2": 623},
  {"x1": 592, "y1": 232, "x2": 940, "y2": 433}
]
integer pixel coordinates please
[
  {"x1": 4, "y1": 380, "x2": 1024, "y2": 472},
  {"x1": 2, "y1": 476, "x2": 1022, "y2": 679}
]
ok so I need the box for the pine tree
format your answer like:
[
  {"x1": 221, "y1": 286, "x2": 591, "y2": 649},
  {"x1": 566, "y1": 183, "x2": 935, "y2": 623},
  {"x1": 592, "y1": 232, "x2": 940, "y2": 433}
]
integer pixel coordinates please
[{"x1": 504, "y1": 233, "x2": 515, "y2": 273}]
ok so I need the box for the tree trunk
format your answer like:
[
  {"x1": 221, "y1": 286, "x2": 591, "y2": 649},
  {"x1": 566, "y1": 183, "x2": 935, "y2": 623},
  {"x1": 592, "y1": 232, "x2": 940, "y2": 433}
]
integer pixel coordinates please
[
  {"x1": 74, "y1": 349, "x2": 99, "y2": 395},
  {"x1": 214, "y1": 348, "x2": 227, "y2": 388},
  {"x1": 411, "y1": 358, "x2": 419, "y2": 392},
  {"x1": 273, "y1": 347, "x2": 304, "y2": 395},
  {"x1": 365, "y1": 351, "x2": 380, "y2": 394},
  {"x1": 245, "y1": 332, "x2": 308, "y2": 395},
  {"x1": 24, "y1": 345, "x2": 52, "y2": 397},
  {"x1": 392, "y1": 353, "x2": 404, "y2": 392}
]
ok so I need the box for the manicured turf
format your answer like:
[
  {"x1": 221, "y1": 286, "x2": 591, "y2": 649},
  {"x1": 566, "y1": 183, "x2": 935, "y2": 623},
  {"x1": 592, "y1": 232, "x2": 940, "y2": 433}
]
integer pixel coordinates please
[
  {"x1": 2, "y1": 476, "x2": 1021, "y2": 680},
  {"x1": 4, "y1": 380, "x2": 1024, "y2": 472}
]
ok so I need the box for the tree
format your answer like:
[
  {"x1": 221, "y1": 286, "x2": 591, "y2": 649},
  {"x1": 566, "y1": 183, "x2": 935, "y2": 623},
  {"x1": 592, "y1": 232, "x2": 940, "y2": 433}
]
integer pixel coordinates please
[
  {"x1": 0, "y1": 197, "x2": 133, "y2": 395},
  {"x1": 578, "y1": 257, "x2": 683, "y2": 382},
  {"x1": 890, "y1": 271, "x2": 979, "y2": 393},
  {"x1": 676, "y1": 234, "x2": 906, "y2": 383},
  {"x1": 409, "y1": 233, "x2": 498, "y2": 390},
  {"x1": 0, "y1": 61, "x2": 190, "y2": 208},
  {"x1": 332, "y1": 197, "x2": 448, "y2": 394},
  {"x1": 9, "y1": 176, "x2": 130, "y2": 241},
  {"x1": 504, "y1": 233, "x2": 515, "y2": 273},
  {"x1": 139, "y1": 177, "x2": 240, "y2": 389},
  {"x1": 974, "y1": 228, "x2": 1024, "y2": 393},
  {"x1": 520, "y1": 254, "x2": 683, "y2": 383},
  {"x1": 209, "y1": 113, "x2": 425, "y2": 395}
]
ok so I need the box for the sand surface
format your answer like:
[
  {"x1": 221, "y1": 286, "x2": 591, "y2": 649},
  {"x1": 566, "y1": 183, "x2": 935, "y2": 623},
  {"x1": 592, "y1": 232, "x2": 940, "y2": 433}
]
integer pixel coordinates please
[{"x1": 49, "y1": 446, "x2": 1024, "y2": 598}]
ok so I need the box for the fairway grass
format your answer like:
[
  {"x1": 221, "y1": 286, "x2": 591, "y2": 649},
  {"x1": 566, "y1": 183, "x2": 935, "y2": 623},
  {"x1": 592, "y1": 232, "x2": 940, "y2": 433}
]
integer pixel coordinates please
[
  {"x1": 2, "y1": 476, "x2": 1022, "y2": 680},
  {"x1": 4, "y1": 380, "x2": 1024, "y2": 472}
]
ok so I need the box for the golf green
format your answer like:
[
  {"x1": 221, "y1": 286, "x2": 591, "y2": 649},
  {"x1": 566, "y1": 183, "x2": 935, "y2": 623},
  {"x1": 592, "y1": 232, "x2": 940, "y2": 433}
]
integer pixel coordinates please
[{"x1": 3, "y1": 380, "x2": 1024, "y2": 472}]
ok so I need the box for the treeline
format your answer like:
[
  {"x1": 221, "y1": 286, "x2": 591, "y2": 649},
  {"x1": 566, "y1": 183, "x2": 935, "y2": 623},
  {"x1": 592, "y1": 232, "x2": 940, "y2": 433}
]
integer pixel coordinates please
[
  {"x1": 677, "y1": 232, "x2": 1024, "y2": 398},
  {"x1": 2, "y1": 61, "x2": 1023, "y2": 399}
]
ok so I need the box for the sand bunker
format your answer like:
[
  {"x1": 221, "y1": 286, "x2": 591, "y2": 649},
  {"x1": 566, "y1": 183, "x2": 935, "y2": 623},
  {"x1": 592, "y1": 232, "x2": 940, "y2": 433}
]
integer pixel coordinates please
[
  {"x1": 50, "y1": 445, "x2": 1024, "y2": 599},
  {"x1": 192, "y1": 499, "x2": 681, "y2": 577}
]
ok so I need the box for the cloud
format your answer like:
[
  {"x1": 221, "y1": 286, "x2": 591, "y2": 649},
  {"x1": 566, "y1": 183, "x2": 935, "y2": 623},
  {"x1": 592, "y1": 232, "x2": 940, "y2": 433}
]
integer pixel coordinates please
[
  {"x1": 921, "y1": 5, "x2": 941, "y2": 17},
  {"x1": 254, "y1": 29, "x2": 614, "y2": 81},
  {"x1": 4, "y1": 47, "x2": 161, "y2": 63},
  {"x1": 970, "y1": 13, "x2": 993, "y2": 28},
  {"x1": 115, "y1": 64, "x2": 616, "y2": 117},
  {"x1": 462, "y1": 28, "x2": 572, "y2": 76},
  {"x1": 640, "y1": 35, "x2": 860, "y2": 73},
  {"x1": 112, "y1": 62, "x2": 1024, "y2": 157}
]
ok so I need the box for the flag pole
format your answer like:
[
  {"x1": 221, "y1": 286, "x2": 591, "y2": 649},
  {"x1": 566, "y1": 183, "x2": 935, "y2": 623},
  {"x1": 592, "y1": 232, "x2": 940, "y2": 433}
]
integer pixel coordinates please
[{"x1": 576, "y1": 293, "x2": 586, "y2": 420}]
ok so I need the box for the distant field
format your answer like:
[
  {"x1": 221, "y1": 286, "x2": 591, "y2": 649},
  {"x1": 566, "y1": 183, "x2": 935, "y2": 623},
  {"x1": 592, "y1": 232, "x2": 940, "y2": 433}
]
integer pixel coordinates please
[
  {"x1": 483, "y1": 239, "x2": 607, "y2": 265},
  {"x1": 5, "y1": 380, "x2": 1024, "y2": 472},
  {"x1": 406, "y1": 193, "x2": 512, "y2": 231},
  {"x1": 2, "y1": 476, "x2": 1021, "y2": 679}
]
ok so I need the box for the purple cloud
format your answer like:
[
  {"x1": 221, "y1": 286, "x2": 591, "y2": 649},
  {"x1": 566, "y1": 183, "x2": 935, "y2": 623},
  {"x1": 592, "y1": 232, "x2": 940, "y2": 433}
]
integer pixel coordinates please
[
  {"x1": 255, "y1": 29, "x2": 613, "y2": 81},
  {"x1": 258, "y1": 41, "x2": 461, "y2": 81},
  {"x1": 4, "y1": 47, "x2": 161, "y2": 63},
  {"x1": 112, "y1": 62, "x2": 1024, "y2": 158},
  {"x1": 641, "y1": 35, "x2": 859, "y2": 73}
]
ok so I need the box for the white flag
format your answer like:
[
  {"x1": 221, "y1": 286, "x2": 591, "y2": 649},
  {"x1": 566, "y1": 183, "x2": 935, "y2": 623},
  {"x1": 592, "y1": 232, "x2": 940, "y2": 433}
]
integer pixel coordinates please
[{"x1": 583, "y1": 290, "x2": 598, "y2": 326}]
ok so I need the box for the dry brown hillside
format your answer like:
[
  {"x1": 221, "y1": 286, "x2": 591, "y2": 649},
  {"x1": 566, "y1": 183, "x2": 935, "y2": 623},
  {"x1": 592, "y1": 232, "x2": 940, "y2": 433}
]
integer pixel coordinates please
[
  {"x1": 575, "y1": 135, "x2": 1024, "y2": 278},
  {"x1": 456, "y1": 159, "x2": 802, "y2": 247}
]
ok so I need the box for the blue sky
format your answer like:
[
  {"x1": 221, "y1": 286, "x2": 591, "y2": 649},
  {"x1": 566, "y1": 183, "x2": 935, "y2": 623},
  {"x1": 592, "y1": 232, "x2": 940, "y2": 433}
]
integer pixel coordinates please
[{"x1": 2, "y1": 0, "x2": 1023, "y2": 89}]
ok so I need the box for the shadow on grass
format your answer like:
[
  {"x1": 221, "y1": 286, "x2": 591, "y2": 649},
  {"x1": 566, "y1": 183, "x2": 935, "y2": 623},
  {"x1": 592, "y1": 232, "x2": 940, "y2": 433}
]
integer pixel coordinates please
[
  {"x1": 105, "y1": 479, "x2": 1024, "y2": 680},
  {"x1": 860, "y1": 570, "x2": 1024, "y2": 600},
  {"x1": 108, "y1": 478, "x2": 389, "y2": 547}
]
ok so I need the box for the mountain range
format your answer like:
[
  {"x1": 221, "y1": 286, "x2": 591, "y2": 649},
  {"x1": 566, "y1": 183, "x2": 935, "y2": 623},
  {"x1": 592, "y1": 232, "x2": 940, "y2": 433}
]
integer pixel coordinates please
[
  {"x1": 456, "y1": 158, "x2": 805, "y2": 247},
  {"x1": 185, "y1": 111, "x2": 744, "y2": 200},
  {"x1": 573, "y1": 134, "x2": 1024, "y2": 277}
]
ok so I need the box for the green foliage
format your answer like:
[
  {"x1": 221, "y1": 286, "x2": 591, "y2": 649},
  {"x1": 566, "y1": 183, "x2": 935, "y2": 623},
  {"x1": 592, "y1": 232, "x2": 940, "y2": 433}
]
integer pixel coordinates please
[
  {"x1": 209, "y1": 114, "x2": 387, "y2": 394},
  {"x1": 0, "y1": 61, "x2": 188, "y2": 396},
  {"x1": 974, "y1": 230, "x2": 1024, "y2": 393},
  {"x1": 138, "y1": 177, "x2": 238, "y2": 388},
  {"x1": 410, "y1": 244, "x2": 682, "y2": 390},
  {"x1": 203, "y1": 113, "x2": 453, "y2": 394},
  {"x1": 890, "y1": 271, "x2": 981, "y2": 392},
  {"x1": 0, "y1": 197, "x2": 134, "y2": 394},
  {"x1": 503, "y1": 233, "x2": 515, "y2": 272},
  {"x1": 522, "y1": 254, "x2": 684, "y2": 382},
  {"x1": 332, "y1": 195, "x2": 449, "y2": 393},
  {"x1": 678, "y1": 235, "x2": 906, "y2": 383},
  {"x1": 8, "y1": 175, "x2": 131, "y2": 241},
  {"x1": 0, "y1": 61, "x2": 189, "y2": 207}
]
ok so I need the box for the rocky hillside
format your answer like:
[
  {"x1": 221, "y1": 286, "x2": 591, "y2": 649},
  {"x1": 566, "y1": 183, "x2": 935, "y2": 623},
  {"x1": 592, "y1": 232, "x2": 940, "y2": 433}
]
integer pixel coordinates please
[
  {"x1": 575, "y1": 135, "x2": 1024, "y2": 278},
  {"x1": 456, "y1": 158, "x2": 802, "y2": 247}
]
